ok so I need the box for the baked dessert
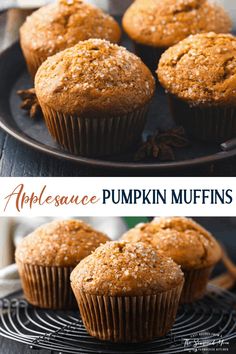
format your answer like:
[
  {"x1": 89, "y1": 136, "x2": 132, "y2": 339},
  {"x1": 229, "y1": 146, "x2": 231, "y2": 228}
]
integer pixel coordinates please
[
  {"x1": 20, "y1": 0, "x2": 121, "y2": 77},
  {"x1": 70, "y1": 241, "x2": 184, "y2": 342},
  {"x1": 123, "y1": 0, "x2": 232, "y2": 74},
  {"x1": 158, "y1": 32, "x2": 236, "y2": 142},
  {"x1": 35, "y1": 39, "x2": 155, "y2": 157},
  {"x1": 15, "y1": 219, "x2": 110, "y2": 309},
  {"x1": 122, "y1": 217, "x2": 222, "y2": 303}
]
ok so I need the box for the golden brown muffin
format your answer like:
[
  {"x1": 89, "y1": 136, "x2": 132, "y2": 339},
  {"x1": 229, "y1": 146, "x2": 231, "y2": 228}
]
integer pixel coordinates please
[
  {"x1": 122, "y1": 217, "x2": 221, "y2": 269},
  {"x1": 71, "y1": 241, "x2": 184, "y2": 342},
  {"x1": 123, "y1": 0, "x2": 231, "y2": 48},
  {"x1": 158, "y1": 33, "x2": 236, "y2": 106},
  {"x1": 122, "y1": 0, "x2": 231, "y2": 74},
  {"x1": 157, "y1": 32, "x2": 236, "y2": 142},
  {"x1": 20, "y1": 0, "x2": 121, "y2": 77},
  {"x1": 15, "y1": 219, "x2": 110, "y2": 309},
  {"x1": 122, "y1": 217, "x2": 222, "y2": 302},
  {"x1": 35, "y1": 39, "x2": 155, "y2": 156}
]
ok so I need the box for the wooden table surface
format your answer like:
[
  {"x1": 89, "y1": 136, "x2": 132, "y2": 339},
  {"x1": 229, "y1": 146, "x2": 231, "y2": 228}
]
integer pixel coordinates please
[
  {"x1": 0, "y1": 339, "x2": 49, "y2": 354},
  {"x1": 1, "y1": 338, "x2": 236, "y2": 354},
  {"x1": 1, "y1": 108, "x2": 236, "y2": 177}
]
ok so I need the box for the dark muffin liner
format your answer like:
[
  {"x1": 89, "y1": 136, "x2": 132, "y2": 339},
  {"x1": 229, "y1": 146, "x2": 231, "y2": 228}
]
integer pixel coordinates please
[
  {"x1": 169, "y1": 94, "x2": 236, "y2": 143},
  {"x1": 20, "y1": 44, "x2": 45, "y2": 79},
  {"x1": 38, "y1": 102, "x2": 150, "y2": 157},
  {"x1": 17, "y1": 261, "x2": 77, "y2": 309},
  {"x1": 181, "y1": 267, "x2": 213, "y2": 304},
  {"x1": 71, "y1": 282, "x2": 183, "y2": 343},
  {"x1": 134, "y1": 43, "x2": 166, "y2": 78}
]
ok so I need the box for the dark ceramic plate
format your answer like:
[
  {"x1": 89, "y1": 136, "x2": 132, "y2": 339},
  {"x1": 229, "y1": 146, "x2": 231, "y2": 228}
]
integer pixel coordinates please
[{"x1": 0, "y1": 42, "x2": 236, "y2": 172}]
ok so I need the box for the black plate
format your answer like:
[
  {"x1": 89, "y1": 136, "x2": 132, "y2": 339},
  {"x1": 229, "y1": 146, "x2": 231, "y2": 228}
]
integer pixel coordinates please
[{"x1": 1, "y1": 42, "x2": 236, "y2": 172}]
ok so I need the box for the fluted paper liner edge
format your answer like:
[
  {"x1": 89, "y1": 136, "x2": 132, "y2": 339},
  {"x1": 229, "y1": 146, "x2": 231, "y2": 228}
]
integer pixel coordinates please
[
  {"x1": 72, "y1": 281, "x2": 183, "y2": 343},
  {"x1": 38, "y1": 101, "x2": 150, "y2": 157},
  {"x1": 17, "y1": 261, "x2": 77, "y2": 309}
]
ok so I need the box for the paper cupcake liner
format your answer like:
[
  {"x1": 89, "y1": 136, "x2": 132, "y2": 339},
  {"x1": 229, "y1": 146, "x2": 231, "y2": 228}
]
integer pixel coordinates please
[
  {"x1": 17, "y1": 262, "x2": 77, "y2": 309},
  {"x1": 39, "y1": 102, "x2": 150, "y2": 157},
  {"x1": 181, "y1": 267, "x2": 213, "y2": 304},
  {"x1": 169, "y1": 94, "x2": 236, "y2": 143},
  {"x1": 20, "y1": 44, "x2": 46, "y2": 79},
  {"x1": 134, "y1": 43, "x2": 166, "y2": 78},
  {"x1": 71, "y1": 282, "x2": 183, "y2": 343}
]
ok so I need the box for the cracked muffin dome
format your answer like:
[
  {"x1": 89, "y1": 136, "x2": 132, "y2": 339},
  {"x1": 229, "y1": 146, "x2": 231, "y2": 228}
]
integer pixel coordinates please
[
  {"x1": 157, "y1": 33, "x2": 236, "y2": 106},
  {"x1": 123, "y1": 0, "x2": 232, "y2": 48},
  {"x1": 121, "y1": 217, "x2": 222, "y2": 270},
  {"x1": 70, "y1": 241, "x2": 184, "y2": 296},
  {"x1": 15, "y1": 219, "x2": 110, "y2": 267},
  {"x1": 20, "y1": 0, "x2": 121, "y2": 77},
  {"x1": 35, "y1": 39, "x2": 155, "y2": 117}
]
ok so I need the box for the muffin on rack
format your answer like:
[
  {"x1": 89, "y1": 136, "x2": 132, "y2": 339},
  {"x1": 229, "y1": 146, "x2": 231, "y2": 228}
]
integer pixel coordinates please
[
  {"x1": 20, "y1": 0, "x2": 121, "y2": 77},
  {"x1": 35, "y1": 39, "x2": 155, "y2": 157},
  {"x1": 15, "y1": 219, "x2": 110, "y2": 309},
  {"x1": 122, "y1": 217, "x2": 222, "y2": 303},
  {"x1": 123, "y1": 0, "x2": 232, "y2": 74},
  {"x1": 157, "y1": 32, "x2": 236, "y2": 142},
  {"x1": 71, "y1": 241, "x2": 184, "y2": 343}
]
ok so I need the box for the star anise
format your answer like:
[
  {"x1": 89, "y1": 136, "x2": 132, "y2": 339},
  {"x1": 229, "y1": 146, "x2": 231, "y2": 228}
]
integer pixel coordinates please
[
  {"x1": 17, "y1": 88, "x2": 42, "y2": 119},
  {"x1": 134, "y1": 126, "x2": 189, "y2": 162}
]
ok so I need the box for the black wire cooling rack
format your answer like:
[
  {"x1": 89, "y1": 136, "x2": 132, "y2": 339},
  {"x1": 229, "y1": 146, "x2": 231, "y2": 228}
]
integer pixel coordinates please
[{"x1": 0, "y1": 285, "x2": 236, "y2": 354}]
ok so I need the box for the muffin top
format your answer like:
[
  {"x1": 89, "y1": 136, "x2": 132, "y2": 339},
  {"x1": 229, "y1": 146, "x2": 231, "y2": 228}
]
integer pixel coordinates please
[
  {"x1": 121, "y1": 217, "x2": 222, "y2": 270},
  {"x1": 15, "y1": 219, "x2": 110, "y2": 267},
  {"x1": 20, "y1": 0, "x2": 121, "y2": 59},
  {"x1": 35, "y1": 39, "x2": 155, "y2": 116},
  {"x1": 158, "y1": 32, "x2": 236, "y2": 106},
  {"x1": 70, "y1": 241, "x2": 184, "y2": 296},
  {"x1": 123, "y1": 0, "x2": 231, "y2": 48}
]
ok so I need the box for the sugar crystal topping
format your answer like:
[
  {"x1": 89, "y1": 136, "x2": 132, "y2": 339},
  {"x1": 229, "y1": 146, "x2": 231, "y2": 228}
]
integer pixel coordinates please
[
  {"x1": 158, "y1": 33, "x2": 236, "y2": 105},
  {"x1": 123, "y1": 0, "x2": 231, "y2": 47},
  {"x1": 37, "y1": 39, "x2": 154, "y2": 92},
  {"x1": 122, "y1": 217, "x2": 221, "y2": 269},
  {"x1": 15, "y1": 219, "x2": 109, "y2": 267},
  {"x1": 35, "y1": 39, "x2": 155, "y2": 115},
  {"x1": 70, "y1": 241, "x2": 183, "y2": 296},
  {"x1": 21, "y1": 0, "x2": 120, "y2": 56}
]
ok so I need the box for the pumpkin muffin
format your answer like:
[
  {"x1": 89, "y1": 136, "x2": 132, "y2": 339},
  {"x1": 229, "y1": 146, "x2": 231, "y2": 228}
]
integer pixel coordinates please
[
  {"x1": 20, "y1": 0, "x2": 121, "y2": 78},
  {"x1": 71, "y1": 241, "x2": 184, "y2": 343},
  {"x1": 35, "y1": 39, "x2": 155, "y2": 157},
  {"x1": 15, "y1": 219, "x2": 110, "y2": 309},
  {"x1": 158, "y1": 32, "x2": 236, "y2": 142},
  {"x1": 123, "y1": 0, "x2": 232, "y2": 74},
  {"x1": 122, "y1": 217, "x2": 222, "y2": 303}
]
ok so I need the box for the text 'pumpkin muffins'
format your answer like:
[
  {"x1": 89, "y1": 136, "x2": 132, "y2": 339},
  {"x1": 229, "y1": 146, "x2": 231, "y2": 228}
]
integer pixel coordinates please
[
  {"x1": 35, "y1": 39, "x2": 155, "y2": 157},
  {"x1": 123, "y1": 0, "x2": 231, "y2": 74},
  {"x1": 15, "y1": 219, "x2": 110, "y2": 309},
  {"x1": 122, "y1": 217, "x2": 221, "y2": 303},
  {"x1": 70, "y1": 241, "x2": 184, "y2": 343},
  {"x1": 20, "y1": 0, "x2": 121, "y2": 77},
  {"x1": 158, "y1": 33, "x2": 236, "y2": 142}
]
